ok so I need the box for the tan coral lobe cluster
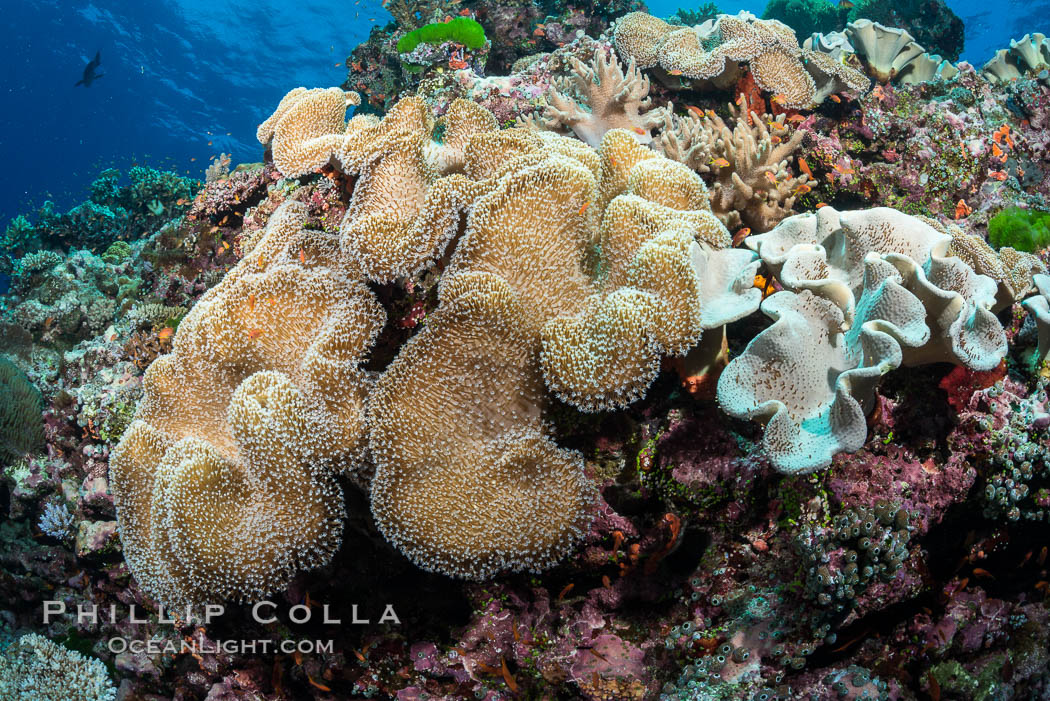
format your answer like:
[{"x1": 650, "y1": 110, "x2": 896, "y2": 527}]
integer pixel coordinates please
[
  {"x1": 115, "y1": 89, "x2": 759, "y2": 595},
  {"x1": 368, "y1": 128, "x2": 741, "y2": 577},
  {"x1": 111, "y1": 201, "x2": 384, "y2": 607},
  {"x1": 613, "y1": 11, "x2": 868, "y2": 109}
]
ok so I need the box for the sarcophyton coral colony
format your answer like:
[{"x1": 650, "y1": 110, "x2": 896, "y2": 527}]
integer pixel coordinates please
[
  {"x1": 110, "y1": 33, "x2": 1050, "y2": 608},
  {"x1": 111, "y1": 88, "x2": 768, "y2": 605}
]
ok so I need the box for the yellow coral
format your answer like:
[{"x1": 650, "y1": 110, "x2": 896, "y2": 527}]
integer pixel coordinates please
[
  {"x1": 256, "y1": 87, "x2": 361, "y2": 177},
  {"x1": 111, "y1": 202, "x2": 384, "y2": 607},
  {"x1": 368, "y1": 156, "x2": 599, "y2": 579}
]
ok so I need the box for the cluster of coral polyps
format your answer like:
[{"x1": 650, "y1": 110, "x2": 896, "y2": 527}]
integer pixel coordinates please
[
  {"x1": 612, "y1": 11, "x2": 869, "y2": 109},
  {"x1": 112, "y1": 89, "x2": 790, "y2": 603}
]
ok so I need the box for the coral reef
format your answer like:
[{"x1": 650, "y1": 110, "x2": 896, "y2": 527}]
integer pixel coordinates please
[
  {"x1": 7, "y1": 6, "x2": 1050, "y2": 700},
  {"x1": 1, "y1": 167, "x2": 199, "y2": 255},
  {"x1": 111, "y1": 200, "x2": 385, "y2": 607}
]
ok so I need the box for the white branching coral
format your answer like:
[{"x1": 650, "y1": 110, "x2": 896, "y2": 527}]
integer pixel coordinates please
[
  {"x1": 718, "y1": 206, "x2": 1008, "y2": 473},
  {"x1": 655, "y1": 96, "x2": 810, "y2": 232},
  {"x1": 0, "y1": 633, "x2": 116, "y2": 701},
  {"x1": 522, "y1": 49, "x2": 662, "y2": 148},
  {"x1": 111, "y1": 201, "x2": 385, "y2": 607}
]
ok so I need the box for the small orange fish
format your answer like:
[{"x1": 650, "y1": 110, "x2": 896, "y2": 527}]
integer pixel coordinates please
[
  {"x1": 839, "y1": 0, "x2": 854, "y2": 8},
  {"x1": 732, "y1": 227, "x2": 751, "y2": 246},
  {"x1": 685, "y1": 105, "x2": 704, "y2": 118},
  {"x1": 764, "y1": 171, "x2": 778, "y2": 185},
  {"x1": 533, "y1": 26, "x2": 545, "y2": 36},
  {"x1": 972, "y1": 567, "x2": 995, "y2": 579},
  {"x1": 556, "y1": 583, "x2": 574, "y2": 602},
  {"x1": 306, "y1": 676, "x2": 331, "y2": 692},
  {"x1": 222, "y1": 240, "x2": 230, "y2": 250},
  {"x1": 816, "y1": 202, "x2": 828, "y2": 209},
  {"x1": 158, "y1": 327, "x2": 174, "y2": 340},
  {"x1": 632, "y1": 126, "x2": 646, "y2": 135},
  {"x1": 248, "y1": 294, "x2": 256, "y2": 311},
  {"x1": 247, "y1": 328, "x2": 263, "y2": 340},
  {"x1": 767, "y1": 121, "x2": 786, "y2": 131},
  {"x1": 459, "y1": 7, "x2": 471, "y2": 15},
  {"x1": 793, "y1": 183, "x2": 812, "y2": 195},
  {"x1": 770, "y1": 134, "x2": 782, "y2": 145},
  {"x1": 771, "y1": 94, "x2": 787, "y2": 105},
  {"x1": 578, "y1": 202, "x2": 589, "y2": 215},
  {"x1": 787, "y1": 114, "x2": 805, "y2": 123},
  {"x1": 190, "y1": 157, "x2": 196, "y2": 162},
  {"x1": 798, "y1": 157, "x2": 813, "y2": 178},
  {"x1": 207, "y1": 141, "x2": 212, "y2": 146},
  {"x1": 500, "y1": 657, "x2": 518, "y2": 694},
  {"x1": 710, "y1": 157, "x2": 730, "y2": 168},
  {"x1": 299, "y1": 249, "x2": 306, "y2": 264},
  {"x1": 668, "y1": 69, "x2": 683, "y2": 76},
  {"x1": 705, "y1": 109, "x2": 717, "y2": 118},
  {"x1": 829, "y1": 94, "x2": 842, "y2": 103}
]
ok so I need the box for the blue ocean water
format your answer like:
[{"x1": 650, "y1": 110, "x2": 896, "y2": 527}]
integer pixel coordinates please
[{"x1": 2, "y1": 0, "x2": 1047, "y2": 231}]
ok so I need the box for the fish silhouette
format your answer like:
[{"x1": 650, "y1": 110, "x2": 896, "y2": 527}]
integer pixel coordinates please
[{"x1": 75, "y1": 51, "x2": 104, "y2": 87}]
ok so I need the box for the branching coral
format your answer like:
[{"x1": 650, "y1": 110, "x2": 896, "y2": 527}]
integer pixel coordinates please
[
  {"x1": 522, "y1": 49, "x2": 662, "y2": 148},
  {"x1": 613, "y1": 11, "x2": 867, "y2": 108},
  {"x1": 0, "y1": 633, "x2": 116, "y2": 701},
  {"x1": 655, "y1": 96, "x2": 810, "y2": 232},
  {"x1": 718, "y1": 206, "x2": 1008, "y2": 473},
  {"x1": 111, "y1": 201, "x2": 385, "y2": 607}
]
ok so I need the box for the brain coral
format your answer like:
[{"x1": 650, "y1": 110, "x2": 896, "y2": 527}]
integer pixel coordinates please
[
  {"x1": 0, "y1": 633, "x2": 116, "y2": 701},
  {"x1": 0, "y1": 357, "x2": 44, "y2": 460},
  {"x1": 111, "y1": 201, "x2": 385, "y2": 607},
  {"x1": 719, "y1": 206, "x2": 1008, "y2": 473}
]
